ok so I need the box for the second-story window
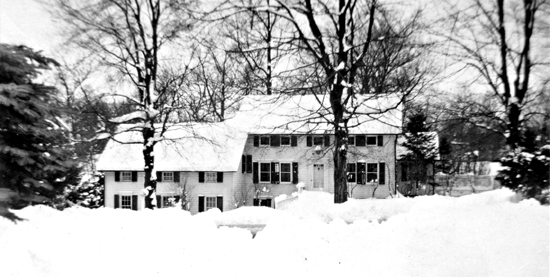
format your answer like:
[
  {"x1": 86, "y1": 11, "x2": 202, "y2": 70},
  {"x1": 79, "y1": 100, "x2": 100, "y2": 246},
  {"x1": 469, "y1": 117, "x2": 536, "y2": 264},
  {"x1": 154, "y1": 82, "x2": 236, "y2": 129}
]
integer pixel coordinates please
[
  {"x1": 366, "y1": 136, "x2": 377, "y2": 145},
  {"x1": 260, "y1": 136, "x2": 270, "y2": 146},
  {"x1": 313, "y1": 136, "x2": 323, "y2": 145},
  {"x1": 281, "y1": 136, "x2": 291, "y2": 146},
  {"x1": 162, "y1": 172, "x2": 174, "y2": 182},
  {"x1": 121, "y1": 171, "x2": 132, "y2": 182},
  {"x1": 206, "y1": 172, "x2": 217, "y2": 182}
]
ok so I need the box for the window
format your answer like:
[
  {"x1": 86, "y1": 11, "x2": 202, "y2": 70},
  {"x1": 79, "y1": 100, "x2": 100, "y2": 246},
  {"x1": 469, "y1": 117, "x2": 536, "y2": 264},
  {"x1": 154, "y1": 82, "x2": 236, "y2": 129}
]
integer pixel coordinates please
[
  {"x1": 348, "y1": 136, "x2": 355, "y2": 146},
  {"x1": 280, "y1": 163, "x2": 291, "y2": 182},
  {"x1": 205, "y1": 197, "x2": 217, "y2": 211},
  {"x1": 260, "y1": 136, "x2": 270, "y2": 146},
  {"x1": 260, "y1": 163, "x2": 270, "y2": 182},
  {"x1": 366, "y1": 163, "x2": 378, "y2": 183},
  {"x1": 355, "y1": 136, "x2": 366, "y2": 146},
  {"x1": 281, "y1": 136, "x2": 291, "y2": 146},
  {"x1": 366, "y1": 136, "x2": 377, "y2": 145},
  {"x1": 162, "y1": 172, "x2": 174, "y2": 182},
  {"x1": 347, "y1": 163, "x2": 356, "y2": 182},
  {"x1": 253, "y1": 198, "x2": 272, "y2": 207},
  {"x1": 313, "y1": 136, "x2": 323, "y2": 146},
  {"x1": 121, "y1": 171, "x2": 132, "y2": 182},
  {"x1": 162, "y1": 196, "x2": 176, "y2": 208},
  {"x1": 121, "y1": 195, "x2": 132, "y2": 209},
  {"x1": 206, "y1": 172, "x2": 217, "y2": 182}
]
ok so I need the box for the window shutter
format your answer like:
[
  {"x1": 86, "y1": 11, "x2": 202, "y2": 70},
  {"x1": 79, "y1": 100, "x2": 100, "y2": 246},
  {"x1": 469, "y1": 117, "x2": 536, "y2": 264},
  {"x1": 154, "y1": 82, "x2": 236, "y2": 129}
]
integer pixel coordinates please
[
  {"x1": 270, "y1": 135, "x2": 280, "y2": 147},
  {"x1": 253, "y1": 162, "x2": 259, "y2": 184},
  {"x1": 357, "y1": 163, "x2": 366, "y2": 185},
  {"x1": 306, "y1": 136, "x2": 312, "y2": 147},
  {"x1": 115, "y1": 171, "x2": 120, "y2": 182},
  {"x1": 174, "y1": 195, "x2": 181, "y2": 206},
  {"x1": 377, "y1": 135, "x2": 384, "y2": 146},
  {"x1": 217, "y1": 172, "x2": 224, "y2": 183},
  {"x1": 291, "y1": 136, "x2": 298, "y2": 147},
  {"x1": 379, "y1": 162, "x2": 386, "y2": 184},
  {"x1": 131, "y1": 195, "x2": 138, "y2": 210},
  {"x1": 242, "y1": 155, "x2": 246, "y2": 173},
  {"x1": 198, "y1": 196, "x2": 205, "y2": 212},
  {"x1": 271, "y1": 162, "x2": 279, "y2": 184},
  {"x1": 198, "y1": 172, "x2": 205, "y2": 183},
  {"x1": 156, "y1": 171, "x2": 162, "y2": 182},
  {"x1": 174, "y1": 172, "x2": 180, "y2": 183},
  {"x1": 246, "y1": 155, "x2": 252, "y2": 173},
  {"x1": 131, "y1": 171, "x2": 138, "y2": 182},
  {"x1": 156, "y1": 195, "x2": 162, "y2": 208},
  {"x1": 292, "y1": 162, "x2": 299, "y2": 184},
  {"x1": 216, "y1": 196, "x2": 223, "y2": 211},
  {"x1": 114, "y1": 194, "x2": 120, "y2": 208},
  {"x1": 253, "y1": 198, "x2": 259, "y2": 206},
  {"x1": 265, "y1": 198, "x2": 272, "y2": 208},
  {"x1": 253, "y1": 135, "x2": 259, "y2": 147},
  {"x1": 324, "y1": 135, "x2": 330, "y2": 147},
  {"x1": 356, "y1": 135, "x2": 366, "y2": 147}
]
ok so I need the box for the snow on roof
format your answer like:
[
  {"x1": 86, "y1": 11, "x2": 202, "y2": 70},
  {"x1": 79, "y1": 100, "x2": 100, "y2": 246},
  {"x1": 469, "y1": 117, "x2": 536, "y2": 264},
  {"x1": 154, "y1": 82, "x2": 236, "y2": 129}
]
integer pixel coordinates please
[
  {"x1": 96, "y1": 123, "x2": 248, "y2": 172},
  {"x1": 226, "y1": 94, "x2": 403, "y2": 134},
  {"x1": 397, "y1": 132, "x2": 440, "y2": 160}
]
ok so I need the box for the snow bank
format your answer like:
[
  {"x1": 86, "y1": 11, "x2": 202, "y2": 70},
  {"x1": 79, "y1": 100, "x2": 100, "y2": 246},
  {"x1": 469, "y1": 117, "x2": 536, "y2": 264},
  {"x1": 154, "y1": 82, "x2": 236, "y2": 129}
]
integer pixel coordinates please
[{"x1": 0, "y1": 189, "x2": 547, "y2": 277}]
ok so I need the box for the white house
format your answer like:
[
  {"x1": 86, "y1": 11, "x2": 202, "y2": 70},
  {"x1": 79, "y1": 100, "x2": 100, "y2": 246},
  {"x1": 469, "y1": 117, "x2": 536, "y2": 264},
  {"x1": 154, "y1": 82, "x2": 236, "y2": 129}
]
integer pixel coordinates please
[{"x1": 96, "y1": 94, "x2": 403, "y2": 213}]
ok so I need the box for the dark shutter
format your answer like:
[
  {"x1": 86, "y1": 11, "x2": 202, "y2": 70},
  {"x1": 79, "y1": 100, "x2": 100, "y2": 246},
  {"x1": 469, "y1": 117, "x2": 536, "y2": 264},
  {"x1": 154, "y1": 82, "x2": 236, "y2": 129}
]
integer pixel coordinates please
[
  {"x1": 306, "y1": 136, "x2": 312, "y2": 147},
  {"x1": 271, "y1": 162, "x2": 279, "y2": 184},
  {"x1": 253, "y1": 198, "x2": 259, "y2": 206},
  {"x1": 198, "y1": 196, "x2": 205, "y2": 212},
  {"x1": 216, "y1": 196, "x2": 223, "y2": 211},
  {"x1": 198, "y1": 172, "x2": 205, "y2": 183},
  {"x1": 253, "y1": 162, "x2": 259, "y2": 184},
  {"x1": 174, "y1": 195, "x2": 181, "y2": 205},
  {"x1": 246, "y1": 155, "x2": 252, "y2": 173},
  {"x1": 356, "y1": 135, "x2": 366, "y2": 146},
  {"x1": 217, "y1": 172, "x2": 224, "y2": 183},
  {"x1": 174, "y1": 172, "x2": 180, "y2": 182},
  {"x1": 377, "y1": 135, "x2": 384, "y2": 146},
  {"x1": 131, "y1": 195, "x2": 138, "y2": 210},
  {"x1": 131, "y1": 171, "x2": 138, "y2": 182},
  {"x1": 291, "y1": 135, "x2": 298, "y2": 147},
  {"x1": 292, "y1": 162, "x2": 299, "y2": 184},
  {"x1": 114, "y1": 194, "x2": 120, "y2": 208},
  {"x1": 156, "y1": 195, "x2": 162, "y2": 208},
  {"x1": 115, "y1": 171, "x2": 120, "y2": 182},
  {"x1": 357, "y1": 163, "x2": 366, "y2": 185},
  {"x1": 242, "y1": 155, "x2": 246, "y2": 173},
  {"x1": 253, "y1": 135, "x2": 259, "y2": 147},
  {"x1": 324, "y1": 135, "x2": 330, "y2": 146},
  {"x1": 270, "y1": 135, "x2": 280, "y2": 147},
  {"x1": 156, "y1": 171, "x2": 162, "y2": 182},
  {"x1": 379, "y1": 162, "x2": 386, "y2": 184}
]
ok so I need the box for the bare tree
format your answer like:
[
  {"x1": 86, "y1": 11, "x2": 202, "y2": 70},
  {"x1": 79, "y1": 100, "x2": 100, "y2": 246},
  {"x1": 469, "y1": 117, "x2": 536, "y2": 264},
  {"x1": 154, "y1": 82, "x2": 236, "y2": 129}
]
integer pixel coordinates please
[
  {"x1": 53, "y1": 0, "x2": 195, "y2": 208},
  {"x1": 436, "y1": 0, "x2": 550, "y2": 150}
]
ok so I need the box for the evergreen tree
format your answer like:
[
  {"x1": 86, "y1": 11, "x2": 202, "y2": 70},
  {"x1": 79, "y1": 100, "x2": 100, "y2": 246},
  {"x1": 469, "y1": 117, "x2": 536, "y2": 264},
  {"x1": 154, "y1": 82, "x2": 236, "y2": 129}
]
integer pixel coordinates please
[
  {"x1": 0, "y1": 44, "x2": 80, "y2": 214},
  {"x1": 401, "y1": 110, "x2": 438, "y2": 195}
]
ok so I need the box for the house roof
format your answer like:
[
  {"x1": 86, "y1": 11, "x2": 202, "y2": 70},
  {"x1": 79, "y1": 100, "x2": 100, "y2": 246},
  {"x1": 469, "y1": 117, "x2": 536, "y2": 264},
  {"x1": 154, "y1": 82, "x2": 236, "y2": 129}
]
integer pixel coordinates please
[
  {"x1": 226, "y1": 94, "x2": 403, "y2": 135},
  {"x1": 397, "y1": 132, "x2": 440, "y2": 160},
  {"x1": 96, "y1": 123, "x2": 248, "y2": 172}
]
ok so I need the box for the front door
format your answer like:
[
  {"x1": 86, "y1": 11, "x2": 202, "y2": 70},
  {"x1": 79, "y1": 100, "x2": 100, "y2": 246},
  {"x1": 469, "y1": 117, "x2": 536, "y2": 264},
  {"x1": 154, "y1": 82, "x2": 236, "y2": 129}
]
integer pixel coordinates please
[{"x1": 313, "y1": 164, "x2": 324, "y2": 190}]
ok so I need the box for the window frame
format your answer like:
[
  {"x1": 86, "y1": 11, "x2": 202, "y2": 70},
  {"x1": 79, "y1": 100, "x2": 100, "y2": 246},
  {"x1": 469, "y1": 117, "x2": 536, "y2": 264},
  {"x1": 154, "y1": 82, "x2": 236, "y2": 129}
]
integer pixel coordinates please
[
  {"x1": 313, "y1": 136, "x2": 324, "y2": 146},
  {"x1": 280, "y1": 162, "x2": 292, "y2": 183},
  {"x1": 280, "y1": 136, "x2": 291, "y2": 146},
  {"x1": 121, "y1": 195, "x2": 132, "y2": 209},
  {"x1": 260, "y1": 136, "x2": 270, "y2": 146},
  {"x1": 366, "y1": 136, "x2": 377, "y2": 146},
  {"x1": 121, "y1": 171, "x2": 132, "y2": 182},
  {"x1": 205, "y1": 172, "x2": 217, "y2": 182},
  {"x1": 205, "y1": 196, "x2": 217, "y2": 211},
  {"x1": 162, "y1": 172, "x2": 174, "y2": 182},
  {"x1": 366, "y1": 163, "x2": 378, "y2": 183},
  {"x1": 348, "y1": 136, "x2": 355, "y2": 146},
  {"x1": 260, "y1": 162, "x2": 271, "y2": 183}
]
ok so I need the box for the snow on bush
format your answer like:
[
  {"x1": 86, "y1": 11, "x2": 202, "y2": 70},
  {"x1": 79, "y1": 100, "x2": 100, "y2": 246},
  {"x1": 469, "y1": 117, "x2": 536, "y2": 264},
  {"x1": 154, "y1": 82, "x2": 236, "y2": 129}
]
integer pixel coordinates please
[{"x1": 0, "y1": 189, "x2": 547, "y2": 277}]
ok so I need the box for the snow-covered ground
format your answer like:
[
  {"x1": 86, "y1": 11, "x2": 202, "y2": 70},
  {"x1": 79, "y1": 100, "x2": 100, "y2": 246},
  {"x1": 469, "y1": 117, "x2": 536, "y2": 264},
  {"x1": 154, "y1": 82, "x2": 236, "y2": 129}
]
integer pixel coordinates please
[{"x1": 0, "y1": 189, "x2": 547, "y2": 277}]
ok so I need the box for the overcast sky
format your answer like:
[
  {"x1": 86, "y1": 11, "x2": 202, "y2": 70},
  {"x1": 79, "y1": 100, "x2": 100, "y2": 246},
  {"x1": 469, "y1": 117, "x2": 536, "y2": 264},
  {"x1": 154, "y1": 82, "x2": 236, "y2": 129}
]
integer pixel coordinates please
[{"x1": 0, "y1": 0, "x2": 62, "y2": 56}]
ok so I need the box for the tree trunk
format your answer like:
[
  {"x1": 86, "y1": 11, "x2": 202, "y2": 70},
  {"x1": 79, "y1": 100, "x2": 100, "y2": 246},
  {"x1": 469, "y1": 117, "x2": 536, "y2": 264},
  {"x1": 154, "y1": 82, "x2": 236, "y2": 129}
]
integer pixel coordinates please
[{"x1": 142, "y1": 124, "x2": 157, "y2": 209}]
